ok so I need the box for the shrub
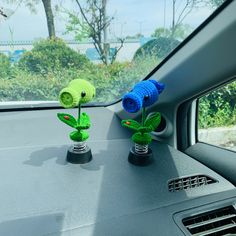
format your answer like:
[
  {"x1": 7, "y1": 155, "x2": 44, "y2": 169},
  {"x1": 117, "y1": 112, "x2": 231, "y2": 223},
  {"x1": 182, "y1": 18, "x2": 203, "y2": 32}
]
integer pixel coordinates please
[
  {"x1": 199, "y1": 81, "x2": 236, "y2": 128},
  {"x1": 0, "y1": 70, "x2": 66, "y2": 101},
  {"x1": 0, "y1": 54, "x2": 12, "y2": 79},
  {"x1": 18, "y1": 38, "x2": 90, "y2": 74},
  {"x1": 133, "y1": 37, "x2": 180, "y2": 60},
  {"x1": 0, "y1": 57, "x2": 159, "y2": 104}
]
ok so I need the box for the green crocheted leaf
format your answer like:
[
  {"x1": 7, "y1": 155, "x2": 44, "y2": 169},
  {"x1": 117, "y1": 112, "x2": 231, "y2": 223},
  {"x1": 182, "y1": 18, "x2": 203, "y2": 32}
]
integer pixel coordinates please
[
  {"x1": 132, "y1": 132, "x2": 152, "y2": 145},
  {"x1": 70, "y1": 130, "x2": 89, "y2": 142},
  {"x1": 144, "y1": 112, "x2": 161, "y2": 131},
  {"x1": 77, "y1": 112, "x2": 90, "y2": 130},
  {"x1": 121, "y1": 119, "x2": 141, "y2": 131},
  {"x1": 57, "y1": 113, "x2": 77, "y2": 128},
  {"x1": 137, "y1": 126, "x2": 152, "y2": 133}
]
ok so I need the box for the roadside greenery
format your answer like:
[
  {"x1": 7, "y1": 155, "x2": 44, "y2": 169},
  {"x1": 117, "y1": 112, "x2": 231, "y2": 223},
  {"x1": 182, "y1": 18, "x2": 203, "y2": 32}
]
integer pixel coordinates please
[
  {"x1": 0, "y1": 39, "x2": 158, "y2": 103},
  {"x1": 0, "y1": 53, "x2": 12, "y2": 78},
  {"x1": 18, "y1": 39, "x2": 90, "y2": 74},
  {"x1": 133, "y1": 37, "x2": 180, "y2": 60},
  {"x1": 199, "y1": 81, "x2": 236, "y2": 128},
  {"x1": 0, "y1": 38, "x2": 234, "y2": 129}
]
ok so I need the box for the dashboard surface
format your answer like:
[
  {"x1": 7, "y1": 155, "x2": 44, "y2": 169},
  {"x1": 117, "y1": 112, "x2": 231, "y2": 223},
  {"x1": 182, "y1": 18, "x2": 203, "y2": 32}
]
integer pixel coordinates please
[{"x1": 0, "y1": 107, "x2": 235, "y2": 236}]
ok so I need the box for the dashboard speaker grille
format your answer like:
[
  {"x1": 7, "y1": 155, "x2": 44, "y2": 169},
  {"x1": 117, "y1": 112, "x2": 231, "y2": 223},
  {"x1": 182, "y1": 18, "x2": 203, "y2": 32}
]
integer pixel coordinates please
[
  {"x1": 168, "y1": 174, "x2": 217, "y2": 192},
  {"x1": 182, "y1": 205, "x2": 236, "y2": 236}
]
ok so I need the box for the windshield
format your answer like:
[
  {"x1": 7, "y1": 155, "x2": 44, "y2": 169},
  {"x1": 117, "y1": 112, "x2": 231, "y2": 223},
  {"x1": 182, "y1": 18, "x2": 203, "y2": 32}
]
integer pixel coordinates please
[{"x1": 0, "y1": 0, "x2": 225, "y2": 106}]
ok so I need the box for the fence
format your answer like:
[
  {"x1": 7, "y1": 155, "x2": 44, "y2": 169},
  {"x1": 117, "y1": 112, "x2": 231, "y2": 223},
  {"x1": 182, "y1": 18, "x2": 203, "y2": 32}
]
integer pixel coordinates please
[{"x1": 0, "y1": 39, "x2": 142, "y2": 63}]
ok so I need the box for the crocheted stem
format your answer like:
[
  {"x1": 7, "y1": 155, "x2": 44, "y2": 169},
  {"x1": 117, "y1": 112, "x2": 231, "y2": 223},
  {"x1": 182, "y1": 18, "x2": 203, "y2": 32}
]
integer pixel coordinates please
[
  {"x1": 78, "y1": 103, "x2": 81, "y2": 125},
  {"x1": 141, "y1": 107, "x2": 146, "y2": 126}
]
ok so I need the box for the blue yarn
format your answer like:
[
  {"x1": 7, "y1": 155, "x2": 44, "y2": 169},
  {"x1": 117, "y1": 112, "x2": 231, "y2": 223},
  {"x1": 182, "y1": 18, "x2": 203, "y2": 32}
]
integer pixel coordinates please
[
  {"x1": 122, "y1": 92, "x2": 142, "y2": 113},
  {"x1": 122, "y1": 80, "x2": 165, "y2": 113},
  {"x1": 149, "y1": 80, "x2": 165, "y2": 94}
]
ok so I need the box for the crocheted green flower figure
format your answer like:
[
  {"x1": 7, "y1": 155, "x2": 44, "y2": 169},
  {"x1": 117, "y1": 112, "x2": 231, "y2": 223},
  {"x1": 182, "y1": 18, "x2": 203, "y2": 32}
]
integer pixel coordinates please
[
  {"x1": 57, "y1": 79, "x2": 95, "y2": 142},
  {"x1": 121, "y1": 112, "x2": 161, "y2": 145}
]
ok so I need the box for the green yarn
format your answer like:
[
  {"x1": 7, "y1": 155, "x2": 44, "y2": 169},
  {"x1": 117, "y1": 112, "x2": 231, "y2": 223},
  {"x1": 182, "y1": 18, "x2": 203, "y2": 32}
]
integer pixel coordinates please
[
  {"x1": 57, "y1": 112, "x2": 91, "y2": 142},
  {"x1": 132, "y1": 132, "x2": 152, "y2": 145},
  {"x1": 59, "y1": 79, "x2": 95, "y2": 108},
  {"x1": 57, "y1": 113, "x2": 77, "y2": 128},
  {"x1": 59, "y1": 88, "x2": 80, "y2": 108},
  {"x1": 144, "y1": 112, "x2": 161, "y2": 131},
  {"x1": 70, "y1": 130, "x2": 89, "y2": 142},
  {"x1": 121, "y1": 111, "x2": 161, "y2": 145},
  {"x1": 121, "y1": 119, "x2": 141, "y2": 131}
]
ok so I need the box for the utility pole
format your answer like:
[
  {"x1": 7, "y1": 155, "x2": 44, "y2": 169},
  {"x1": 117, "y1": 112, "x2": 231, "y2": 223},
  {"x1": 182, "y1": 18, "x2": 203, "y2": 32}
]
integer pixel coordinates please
[
  {"x1": 172, "y1": 0, "x2": 176, "y2": 34},
  {"x1": 163, "y1": 0, "x2": 166, "y2": 35}
]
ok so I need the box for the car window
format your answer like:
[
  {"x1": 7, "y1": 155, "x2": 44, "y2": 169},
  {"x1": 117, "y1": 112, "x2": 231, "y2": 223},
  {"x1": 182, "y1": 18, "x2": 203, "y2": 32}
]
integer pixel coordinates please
[
  {"x1": 0, "y1": 0, "x2": 226, "y2": 105},
  {"x1": 198, "y1": 80, "x2": 236, "y2": 151}
]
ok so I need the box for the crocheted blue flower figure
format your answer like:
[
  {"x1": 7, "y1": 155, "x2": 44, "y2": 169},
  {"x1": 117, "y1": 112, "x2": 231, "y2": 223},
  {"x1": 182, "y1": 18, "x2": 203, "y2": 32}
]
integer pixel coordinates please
[{"x1": 122, "y1": 80, "x2": 165, "y2": 113}]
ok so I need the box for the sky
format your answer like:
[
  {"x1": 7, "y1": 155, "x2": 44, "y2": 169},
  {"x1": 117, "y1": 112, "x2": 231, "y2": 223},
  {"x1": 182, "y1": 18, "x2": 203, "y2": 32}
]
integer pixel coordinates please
[{"x1": 0, "y1": 0, "x2": 216, "y2": 41}]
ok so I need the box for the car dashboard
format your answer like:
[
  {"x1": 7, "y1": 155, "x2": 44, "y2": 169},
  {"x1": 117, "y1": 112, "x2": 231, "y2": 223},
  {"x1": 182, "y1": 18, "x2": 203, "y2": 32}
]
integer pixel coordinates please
[{"x1": 0, "y1": 107, "x2": 235, "y2": 236}]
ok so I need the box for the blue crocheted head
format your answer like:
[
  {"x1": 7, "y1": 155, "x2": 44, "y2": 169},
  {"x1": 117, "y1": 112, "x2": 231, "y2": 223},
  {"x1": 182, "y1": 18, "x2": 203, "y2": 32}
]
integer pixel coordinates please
[{"x1": 122, "y1": 80, "x2": 165, "y2": 113}]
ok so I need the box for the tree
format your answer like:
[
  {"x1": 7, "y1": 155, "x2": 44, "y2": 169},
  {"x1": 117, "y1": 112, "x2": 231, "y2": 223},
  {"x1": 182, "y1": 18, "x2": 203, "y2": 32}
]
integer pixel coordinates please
[
  {"x1": 170, "y1": 0, "x2": 200, "y2": 37},
  {"x1": 65, "y1": 0, "x2": 124, "y2": 65},
  {"x1": 3, "y1": 0, "x2": 55, "y2": 38},
  {"x1": 41, "y1": 0, "x2": 55, "y2": 38}
]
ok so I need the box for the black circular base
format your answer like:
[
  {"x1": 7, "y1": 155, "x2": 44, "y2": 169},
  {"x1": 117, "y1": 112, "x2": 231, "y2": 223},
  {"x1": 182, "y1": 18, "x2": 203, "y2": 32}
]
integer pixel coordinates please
[
  {"x1": 128, "y1": 147, "x2": 153, "y2": 166},
  {"x1": 67, "y1": 146, "x2": 92, "y2": 164}
]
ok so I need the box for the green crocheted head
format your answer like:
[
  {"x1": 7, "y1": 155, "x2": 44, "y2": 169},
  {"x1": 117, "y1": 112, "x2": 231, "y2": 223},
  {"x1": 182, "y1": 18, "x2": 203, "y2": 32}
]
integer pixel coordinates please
[{"x1": 59, "y1": 79, "x2": 96, "y2": 108}]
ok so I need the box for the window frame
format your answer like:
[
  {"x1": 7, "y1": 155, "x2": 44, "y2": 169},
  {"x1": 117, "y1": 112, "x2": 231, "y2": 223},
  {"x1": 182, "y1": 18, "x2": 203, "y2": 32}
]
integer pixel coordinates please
[
  {"x1": 194, "y1": 78, "x2": 235, "y2": 152},
  {"x1": 177, "y1": 77, "x2": 235, "y2": 152}
]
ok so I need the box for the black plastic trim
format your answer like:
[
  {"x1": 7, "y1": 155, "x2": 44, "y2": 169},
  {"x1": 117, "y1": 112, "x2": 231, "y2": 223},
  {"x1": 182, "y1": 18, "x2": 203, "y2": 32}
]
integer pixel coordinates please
[{"x1": 177, "y1": 101, "x2": 192, "y2": 151}]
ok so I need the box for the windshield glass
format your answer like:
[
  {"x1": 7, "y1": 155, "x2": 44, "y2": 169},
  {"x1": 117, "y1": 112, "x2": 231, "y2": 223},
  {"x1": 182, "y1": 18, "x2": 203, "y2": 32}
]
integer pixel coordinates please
[{"x1": 0, "y1": 0, "x2": 225, "y2": 105}]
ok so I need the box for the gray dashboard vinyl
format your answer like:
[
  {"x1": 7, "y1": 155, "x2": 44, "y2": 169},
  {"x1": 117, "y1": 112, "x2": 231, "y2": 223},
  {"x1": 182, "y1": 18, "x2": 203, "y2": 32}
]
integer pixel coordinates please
[{"x1": 0, "y1": 107, "x2": 234, "y2": 236}]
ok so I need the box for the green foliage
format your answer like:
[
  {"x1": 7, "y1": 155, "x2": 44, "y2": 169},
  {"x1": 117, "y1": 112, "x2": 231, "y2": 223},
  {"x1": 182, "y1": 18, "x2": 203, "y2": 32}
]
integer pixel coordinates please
[
  {"x1": 0, "y1": 55, "x2": 158, "y2": 104},
  {"x1": 206, "y1": 0, "x2": 225, "y2": 8},
  {"x1": 18, "y1": 38, "x2": 90, "y2": 74},
  {"x1": 0, "y1": 69, "x2": 68, "y2": 101},
  {"x1": 199, "y1": 81, "x2": 236, "y2": 128},
  {"x1": 0, "y1": 54, "x2": 12, "y2": 79},
  {"x1": 65, "y1": 12, "x2": 91, "y2": 42},
  {"x1": 137, "y1": 24, "x2": 191, "y2": 61},
  {"x1": 133, "y1": 37, "x2": 180, "y2": 60},
  {"x1": 63, "y1": 1, "x2": 113, "y2": 65}
]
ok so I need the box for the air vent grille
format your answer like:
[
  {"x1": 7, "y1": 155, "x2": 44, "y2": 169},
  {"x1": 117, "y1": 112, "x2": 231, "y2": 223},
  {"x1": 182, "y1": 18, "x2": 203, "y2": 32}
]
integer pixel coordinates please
[
  {"x1": 168, "y1": 174, "x2": 217, "y2": 192},
  {"x1": 183, "y1": 206, "x2": 236, "y2": 236}
]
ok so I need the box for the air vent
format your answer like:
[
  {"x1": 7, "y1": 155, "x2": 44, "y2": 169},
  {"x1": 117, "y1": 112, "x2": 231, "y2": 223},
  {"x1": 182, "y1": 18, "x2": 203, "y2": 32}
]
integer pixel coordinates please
[
  {"x1": 168, "y1": 174, "x2": 217, "y2": 192},
  {"x1": 183, "y1": 205, "x2": 236, "y2": 236}
]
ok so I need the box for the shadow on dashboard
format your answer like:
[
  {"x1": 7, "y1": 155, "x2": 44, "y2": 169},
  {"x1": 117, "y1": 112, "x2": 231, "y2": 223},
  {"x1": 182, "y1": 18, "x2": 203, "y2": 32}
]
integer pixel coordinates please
[{"x1": 23, "y1": 145, "x2": 68, "y2": 167}]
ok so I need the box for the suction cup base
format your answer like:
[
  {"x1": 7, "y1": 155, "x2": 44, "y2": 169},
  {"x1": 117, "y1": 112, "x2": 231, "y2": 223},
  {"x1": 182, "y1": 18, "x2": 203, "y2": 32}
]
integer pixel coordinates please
[
  {"x1": 67, "y1": 145, "x2": 92, "y2": 164},
  {"x1": 128, "y1": 146, "x2": 153, "y2": 166}
]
